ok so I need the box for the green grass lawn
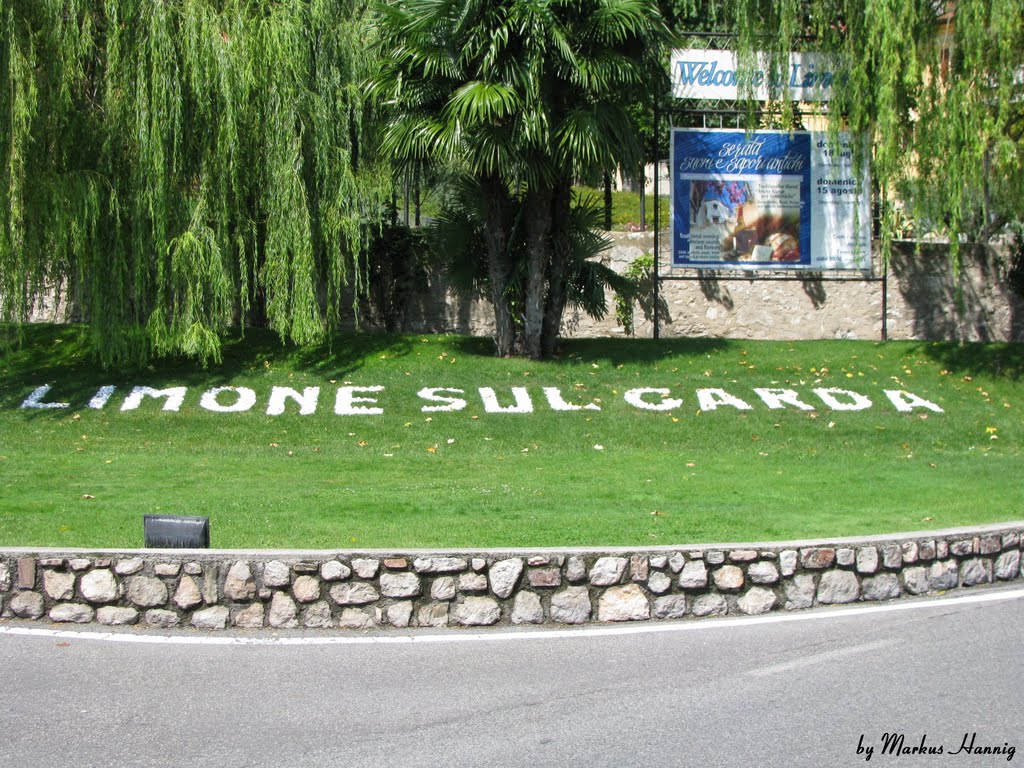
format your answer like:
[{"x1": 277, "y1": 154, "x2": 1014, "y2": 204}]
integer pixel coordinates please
[{"x1": 1, "y1": 326, "x2": 1021, "y2": 549}]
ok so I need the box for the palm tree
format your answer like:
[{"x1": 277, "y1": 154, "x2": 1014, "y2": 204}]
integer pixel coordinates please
[{"x1": 370, "y1": 0, "x2": 676, "y2": 357}]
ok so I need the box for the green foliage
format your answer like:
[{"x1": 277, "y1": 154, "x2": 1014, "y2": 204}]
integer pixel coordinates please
[
  {"x1": 1, "y1": 0, "x2": 391, "y2": 365},
  {"x1": 365, "y1": 209, "x2": 431, "y2": 333},
  {"x1": 729, "y1": 0, "x2": 1024, "y2": 255},
  {"x1": 371, "y1": 0, "x2": 678, "y2": 358},
  {"x1": 613, "y1": 253, "x2": 655, "y2": 336},
  {"x1": 428, "y1": 177, "x2": 626, "y2": 323}
]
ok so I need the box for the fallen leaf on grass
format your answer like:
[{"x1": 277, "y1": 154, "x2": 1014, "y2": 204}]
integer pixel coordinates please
[{"x1": 82, "y1": 494, "x2": 95, "y2": 500}]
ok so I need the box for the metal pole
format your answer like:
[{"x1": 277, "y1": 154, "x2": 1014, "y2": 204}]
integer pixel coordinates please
[
  {"x1": 653, "y1": 99, "x2": 660, "y2": 340},
  {"x1": 881, "y1": 257, "x2": 889, "y2": 341}
]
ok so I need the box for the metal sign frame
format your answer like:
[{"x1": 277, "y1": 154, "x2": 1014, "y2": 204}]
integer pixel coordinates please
[{"x1": 651, "y1": 32, "x2": 887, "y2": 340}]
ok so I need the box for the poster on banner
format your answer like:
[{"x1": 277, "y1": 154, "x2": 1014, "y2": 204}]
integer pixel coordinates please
[{"x1": 669, "y1": 128, "x2": 871, "y2": 271}]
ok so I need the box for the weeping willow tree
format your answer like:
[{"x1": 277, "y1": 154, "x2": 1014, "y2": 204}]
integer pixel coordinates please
[
  {"x1": 1, "y1": 0, "x2": 390, "y2": 365},
  {"x1": 727, "y1": 0, "x2": 1024, "y2": 260}
]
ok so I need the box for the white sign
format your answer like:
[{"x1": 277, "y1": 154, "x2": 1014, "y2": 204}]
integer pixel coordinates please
[{"x1": 671, "y1": 49, "x2": 839, "y2": 101}]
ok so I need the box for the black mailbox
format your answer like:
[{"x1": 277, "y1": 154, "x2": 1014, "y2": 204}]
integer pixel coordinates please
[{"x1": 144, "y1": 515, "x2": 210, "y2": 549}]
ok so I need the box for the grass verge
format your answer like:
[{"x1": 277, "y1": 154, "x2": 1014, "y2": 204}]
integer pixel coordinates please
[{"x1": 1, "y1": 326, "x2": 1021, "y2": 549}]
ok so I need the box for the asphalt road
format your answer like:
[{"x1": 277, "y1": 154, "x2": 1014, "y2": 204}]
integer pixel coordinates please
[{"x1": 1, "y1": 587, "x2": 1022, "y2": 768}]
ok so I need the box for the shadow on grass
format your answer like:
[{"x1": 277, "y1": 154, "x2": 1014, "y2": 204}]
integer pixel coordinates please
[
  {"x1": 445, "y1": 335, "x2": 731, "y2": 364},
  {"x1": 915, "y1": 341, "x2": 1024, "y2": 380},
  {"x1": 0, "y1": 325, "x2": 415, "y2": 414}
]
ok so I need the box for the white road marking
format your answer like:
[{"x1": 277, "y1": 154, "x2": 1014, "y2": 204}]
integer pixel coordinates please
[
  {"x1": 748, "y1": 638, "x2": 897, "y2": 677},
  {"x1": 0, "y1": 587, "x2": 1021, "y2": 647}
]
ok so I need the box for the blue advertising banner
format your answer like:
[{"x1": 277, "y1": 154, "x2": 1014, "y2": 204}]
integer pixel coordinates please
[{"x1": 669, "y1": 128, "x2": 871, "y2": 271}]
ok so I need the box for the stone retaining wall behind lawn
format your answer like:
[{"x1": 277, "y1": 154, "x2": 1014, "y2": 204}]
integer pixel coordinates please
[{"x1": 2, "y1": 525, "x2": 1021, "y2": 631}]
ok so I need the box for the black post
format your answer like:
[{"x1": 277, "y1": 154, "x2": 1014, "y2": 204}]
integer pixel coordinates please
[{"x1": 603, "y1": 172, "x2": 613, "y2": 230}]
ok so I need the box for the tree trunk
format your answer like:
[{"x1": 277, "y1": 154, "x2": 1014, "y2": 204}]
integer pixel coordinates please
[
  {"x1": 479, "y1": 173, "x2": 517, "y2": 356},
  {"x1": 522, "y1": 185, "x2": 553, "y2": 359},
  {"x1": 541, "y1": 180, "x2": 573, "y2": 357}
]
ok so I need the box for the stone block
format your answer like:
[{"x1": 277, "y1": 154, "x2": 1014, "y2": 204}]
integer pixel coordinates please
[
  {"x1": 380, "y1": 572, "x2": 421, "y2": 598},
  {"x1": 630, "y1": 555, "x2": 649, "y2": 582},
  {"x1": 17, "y1": 558, "x2": 36, "y2": 590},
  {"x1": 431, "y1": 576, "x2": 457, "y2": 601},
  {"x1": 705, "y1": 551, "x2": 725, "y2": 565},
  {"x1": 950, "y1": 538, "x2": 974, "y2": 557},
  {"x1": 329, "y1": 582, "x2": 379, "y2": 606},
  {"x1": 979, "y1": 535, "x2": 1001, "y2": 555},
  {"x1": 861, "y1": 573, "x2": 901, "y2": 601},
  {"x1": 154, "y1": 563, "x2": 180, "y2": 578},
  {"x1": 784, "y1": 575, "x2": 815, "y2": 611},
  {"x1": 173, "y1": 575, "x2": 203, "y2": 610},
  {"x1": 68, "y1": 559, "x2": 92, "y2": 572},
  {"x1": 351, "y1": 559, "x2": 379, "y2": 579},
  {"x1": 738, "y1": 587, "x2": 777, "y2": 615},
  {"x1": 192, "y1": 606, "x2": 229, "y2": 630},
  {"x1": 10, "y1": 592, "x2": 44, "y2": 619},
  {"x1": 713, "y1": 565, "x2": 745, "y2": 591},
  {"x1": 115, "y1": 558, "x2": 143, "y2": 576},
  {"x1": 564, "y1": 556, "x2": 587, "y2": 583},
  {"x1": 779, "y1": 550, "x2": 798, "y2": 577},
  {"x1": 268, "y1": 592, "x2": 298, "y2": 628},
  {"x1": 80, "y1": 570, "x2": 118, "y2": 604},
  {"x1": 301, "y1": 601, "x2": 334, "y2": 628},
  {"x1": 528, "y1": 568, "x2": 561, "y2": 588},
  {"x1": 994, "y1": 550, "x2": 1021, "y2": 581},
  {"x1": 598, "y1": 584, "x2": 650, "y2": 622},
  {"x1": 97, "y1": 607, "x2": 139, "y2": 626},
  {"x1": 728, "y1": 550, "x2": 758, "y2": 562},
  {"x1": 678, "y1": 561, "x2": 708, "y2": 590},
  {"x1": 817, "y1": 571, "x2": 860, "y2": 604},
  {"x1": 457, "y1": 572, "x2": 488, "y2": 593},
  {"x1": 387, "y1": 602, "x2": 414, "y2": 628},
  {"x1": 918, "y1": 540, "x2": 936, "y2": 561},
  {"x1": 224, "y1": 561, "x2": 256, "y2": 601},
  {"x1": 417, "y1": 603, "x2": 448, "y2": 628},
  {"x1": 321, "y1": 561, "x2": 352, "y2": 582},
  {"x1": 453, "y1": 597, "x2": 501, "y2": 626},
  {"x1": 511, "y1": 592, "x2": 544, "y2": 625},
  {"x1": 263, "y1": 560, "x2": 291, "y2": 587},
  {"x1": 748, "y1": 561, "x2": 780, "y2": 585},
  {"x1": 292, "y1": 575, "x2": 321, "y2": 603},
  {"x1": 647, "y1": 571, "x2": 672, "y2": 595},
  {"x1": 145, "y1": 609, "x2": 180, "y2": 628},
  {"x1": 488, "y1": 558, "x2": 524, "y2": 598},
  {"x1": 881, "y1": 544, "x2": 903, "y2": 570},
  {"x1": 836, "y1": 549, "x2": 856, "y2": 567},
  {"x1": 126, "y1": 576, "x2": 168, "y2": 608},
  {"x1": 928, "y1": 560, "x2": 958, "y2": 591},
  {"x1": 383, "y1": 558, "x2": 408, "y2": 570},
  {"x1": 959, "y1": 558, "x2": 992, "y2": 587},
  {"x1": 589, "y1": 557, "x2": 627, "y2": 586},
  {"x1": 338, "y1": 607, "x2": 376, "y2": 629},
  {"x1": 233, "y1": 604, "x2": 265, "y2": 628},
  {"x1": 413, "y1": 557, "x2": 468, "y2": 574},
  {"x1": 0, "y1": 562, "x2": 9, "y2": 592},
  {"x1": 668, "y1": 552, "x2": 686, "y2": 573},
  {"x1": 43, "y1": 570, "x2": 76, "y2": 601},
  {"x1": 902, "y1": 566, "x2": 930, "y2": 595},
  {"x1": 652, "y1": 595, "x2": 687, "y2": 619},
  {"x1": 800, "y1": 548, "x2": 836, "y2": 570},
  {"x1": 550, "y1": 586, "x2": 591, "y2": 624},
  {"x1": 691, "y1": 594, "x2": 728, "y2": 617},
  {"x1": 50, "y1": 603, "x2": 94, "y2": 623},
  {"x1": 649, "y1": 555, "x2": 668, "y2": 570}
]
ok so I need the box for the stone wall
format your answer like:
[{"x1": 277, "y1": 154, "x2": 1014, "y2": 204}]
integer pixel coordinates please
[
  {"x1": 399, "y1": 235, "x2": 1024, "y2": 344},
  {"x1": 1, "y1": 524, "x2": 1021, "y2": 631}
]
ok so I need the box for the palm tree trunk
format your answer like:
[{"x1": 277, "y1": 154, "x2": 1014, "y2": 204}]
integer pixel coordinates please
[
  {"x1": 480, "y1": 173, "x2": 517, "y2": 356},
  {"x1": 523, "y1": 185, "x2": 553, "y2": 359},
  {"x1": 541, "y1": 180, "x2": 573, "y2": 357}
]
